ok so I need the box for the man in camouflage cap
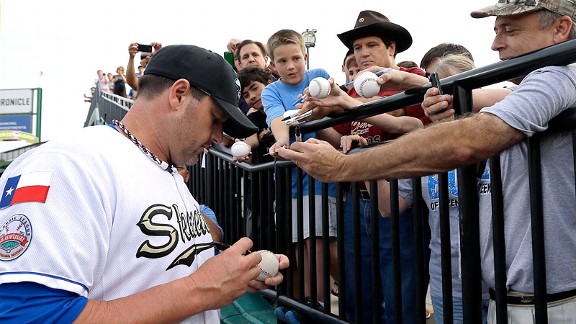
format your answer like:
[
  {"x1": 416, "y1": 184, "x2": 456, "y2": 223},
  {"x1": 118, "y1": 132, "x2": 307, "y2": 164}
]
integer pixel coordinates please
[
  {"x1": 279, "y1": 1, "x2": 576, "y2": 323},
  {"x1": 471, "y1": 0, "x2": 576, "y2": 20}
]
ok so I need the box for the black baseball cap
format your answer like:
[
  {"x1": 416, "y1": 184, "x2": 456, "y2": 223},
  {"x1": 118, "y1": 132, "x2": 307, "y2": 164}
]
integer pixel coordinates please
[{"x1": 144, "y1": 45, "x2": 257, "y2": 138}]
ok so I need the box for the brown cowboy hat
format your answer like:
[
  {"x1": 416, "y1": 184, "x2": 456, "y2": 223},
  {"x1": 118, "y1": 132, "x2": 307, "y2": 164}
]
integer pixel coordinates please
[{"x1": 337, "y1": 10, "x2": 412, "y2": 53}]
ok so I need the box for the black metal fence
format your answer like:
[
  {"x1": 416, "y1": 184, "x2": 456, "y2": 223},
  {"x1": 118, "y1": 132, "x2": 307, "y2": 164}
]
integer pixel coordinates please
[{"x1": 189, "y1": 39, "x2": 576, "y2": 324}]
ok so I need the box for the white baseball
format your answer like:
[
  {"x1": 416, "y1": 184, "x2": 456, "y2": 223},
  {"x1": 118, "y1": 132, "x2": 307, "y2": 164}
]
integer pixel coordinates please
[
  {"x1": 353, "y1": 71, "x2": 380, "y2": 98},
  {"x1": 308, "y1": 77, "x2": 331, "y2": 99},
  {"x1": 231, "y1": 141, "x2": 251, "y2": 158},
  {"x1": 256, "y1": 250, "x2": 279, "y2": 281}
]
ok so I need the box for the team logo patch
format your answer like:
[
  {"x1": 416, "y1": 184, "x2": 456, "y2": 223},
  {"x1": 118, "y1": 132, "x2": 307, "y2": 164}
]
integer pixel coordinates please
[
  {"x1": 0, "y1": 214, "x2": 32, "y2": 261},
  {"x1": 0, "y1": 171, "x2": 52, "y2": 208}
]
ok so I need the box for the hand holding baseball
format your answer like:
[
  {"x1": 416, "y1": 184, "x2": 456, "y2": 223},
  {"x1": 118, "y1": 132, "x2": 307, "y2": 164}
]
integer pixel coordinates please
[
  {"x1": 231, "y1": 140, "x2": 252, "y2": 160},
  {"x1": 255, "y1": 250, "x2": 279, "y2": 281},
  {"x1": 354, "y1": 71, "x2": 380, "y2": 98},
  {"x1": 249, "y1": 250, "x2": 289, "y2": 290},
  {"x1": 308, "y1": 77, "x2": 331, "y2": 99}
]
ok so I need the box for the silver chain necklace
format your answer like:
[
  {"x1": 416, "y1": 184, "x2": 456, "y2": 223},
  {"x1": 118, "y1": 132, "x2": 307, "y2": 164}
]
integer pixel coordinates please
[{"x1": 112, "y1": 120, "x2": 176, "y2": 174}]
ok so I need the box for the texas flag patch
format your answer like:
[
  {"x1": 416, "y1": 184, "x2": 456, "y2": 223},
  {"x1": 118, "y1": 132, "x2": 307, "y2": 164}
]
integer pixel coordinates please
[{"x1": 0, "y1": 171, "x2": 52, "y2": 208}]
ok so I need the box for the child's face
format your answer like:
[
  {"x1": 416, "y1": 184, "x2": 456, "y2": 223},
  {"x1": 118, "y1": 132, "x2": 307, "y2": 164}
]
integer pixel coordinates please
[
  {"x1": 345, "y1": 55, "x2": 360, "y2": 83},
  {"x1": 270, "y1": 44, "x2": 306, "y2": 86},
  {"x1": 242, "y1": 81, "x2": 267, "y2": 110}
]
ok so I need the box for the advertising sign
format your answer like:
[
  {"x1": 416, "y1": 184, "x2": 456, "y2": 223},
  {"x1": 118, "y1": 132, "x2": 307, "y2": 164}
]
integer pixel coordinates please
[{"x1": 0, "y1": 89, "x2": 34, "y2": 114}]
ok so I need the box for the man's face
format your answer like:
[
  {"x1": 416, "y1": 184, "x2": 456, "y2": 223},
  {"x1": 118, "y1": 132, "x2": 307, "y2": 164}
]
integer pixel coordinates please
[
  {"x1": 176, "y1": 93, "x2": 226, "y2": 167},
  {"x1": 352, "y1": 36, "x2": 396, "y2": 70},
  {"x1": 238, "y1": 43, "x2": 268, "y2": 71},
  {"x1": 492, "y1": 11, "x2": 560, "y2": 60}
]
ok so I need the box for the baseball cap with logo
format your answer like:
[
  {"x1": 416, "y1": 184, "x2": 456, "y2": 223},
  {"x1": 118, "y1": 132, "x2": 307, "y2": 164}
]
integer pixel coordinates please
[
  {"x1": 471, "y1": 0, "x2": 576, "y2": 21},
  {"x1": 144, "y1": 44, "x2": 257, "y2": 138}
]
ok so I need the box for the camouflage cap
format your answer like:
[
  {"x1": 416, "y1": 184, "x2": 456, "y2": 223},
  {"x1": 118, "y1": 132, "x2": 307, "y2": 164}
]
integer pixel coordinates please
[{"x1": 471, "y1": 0, "x2": 576, "y2": 21}]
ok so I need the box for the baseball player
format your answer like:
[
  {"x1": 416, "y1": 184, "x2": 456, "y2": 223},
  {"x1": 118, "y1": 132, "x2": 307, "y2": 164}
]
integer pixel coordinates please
[{"x1": 0, "y1": 45, "x2": 288, "y2": 323}]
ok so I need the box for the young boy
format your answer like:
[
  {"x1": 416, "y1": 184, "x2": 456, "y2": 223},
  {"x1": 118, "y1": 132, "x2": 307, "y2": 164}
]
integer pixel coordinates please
[
  {"x1": 262, "y1": 29, "x2": 337, "y2": 309},
  {"x1": 237, "y1": 67, "x2": 275, "y2": 164}
]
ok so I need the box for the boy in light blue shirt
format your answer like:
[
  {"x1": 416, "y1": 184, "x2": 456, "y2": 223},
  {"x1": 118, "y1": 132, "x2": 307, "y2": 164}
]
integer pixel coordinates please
[{"x1": 262, "y1": 29, "x2": 337, "y2": 309}]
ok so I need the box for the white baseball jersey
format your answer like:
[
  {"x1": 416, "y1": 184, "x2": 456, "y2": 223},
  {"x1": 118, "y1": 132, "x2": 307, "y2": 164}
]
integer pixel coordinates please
[{"x1": 0, "y1": 125, "x2": 218, "y2": 323}]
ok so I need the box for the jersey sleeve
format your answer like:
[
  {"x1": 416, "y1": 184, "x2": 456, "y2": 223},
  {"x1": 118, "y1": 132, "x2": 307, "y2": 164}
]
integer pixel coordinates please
[
  {"x1": 0, "y1": 149, "x2": 114, "y2": 297},
  {"x1": 0, "y1": 282, "x2": 88, "y2": 323}
]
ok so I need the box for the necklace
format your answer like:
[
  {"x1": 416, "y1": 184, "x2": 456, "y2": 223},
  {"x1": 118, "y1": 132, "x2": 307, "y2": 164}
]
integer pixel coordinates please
[{"x1": 112, "y1": 120, "x2": 176, "y2": 174}]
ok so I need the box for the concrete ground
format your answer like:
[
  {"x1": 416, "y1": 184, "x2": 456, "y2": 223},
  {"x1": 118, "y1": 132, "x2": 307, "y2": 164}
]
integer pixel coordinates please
[{"x1": 328, "y1": 280, "x2": 436, "y2": 323}]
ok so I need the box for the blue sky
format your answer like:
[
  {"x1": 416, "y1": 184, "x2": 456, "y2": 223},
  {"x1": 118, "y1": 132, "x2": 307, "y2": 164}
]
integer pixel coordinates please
[{"x1": 0, "y1": 0, "x2": 498, "y2": 141}]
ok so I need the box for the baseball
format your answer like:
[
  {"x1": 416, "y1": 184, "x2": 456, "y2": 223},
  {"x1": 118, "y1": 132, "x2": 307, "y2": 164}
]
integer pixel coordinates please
[
  {"x1": 256, "y1": 250, "x2": 279, "y2": 281},
  {"x1": 353, "y1": 71, "x2": 381, "y2": 98},
  {"x1": 231, "y1": 141, "x2": 251, "y2": 158},
  {"x1": 308, "y1": 77, "x2": 331, "y2": 99}
]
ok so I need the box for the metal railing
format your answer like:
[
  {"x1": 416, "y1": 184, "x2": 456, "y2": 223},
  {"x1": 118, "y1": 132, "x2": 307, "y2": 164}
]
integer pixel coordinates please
[{"x1": 189, "y1": 39, "x2": 576, "y2": 323}]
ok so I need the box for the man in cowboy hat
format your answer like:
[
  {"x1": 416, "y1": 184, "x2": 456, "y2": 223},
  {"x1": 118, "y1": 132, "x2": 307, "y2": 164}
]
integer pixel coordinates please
[
  {"x1": 337, "y1": 10, "x2": 430, "y2": 122},
  {"x1": 329, "y1": 9, "x2": 430, "y2": 324}
]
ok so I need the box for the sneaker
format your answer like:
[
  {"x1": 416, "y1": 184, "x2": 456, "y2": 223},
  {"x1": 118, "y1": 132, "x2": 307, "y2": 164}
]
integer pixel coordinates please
[{"x1": 425, "y1": 308, "x2": 433, "y2": 319}]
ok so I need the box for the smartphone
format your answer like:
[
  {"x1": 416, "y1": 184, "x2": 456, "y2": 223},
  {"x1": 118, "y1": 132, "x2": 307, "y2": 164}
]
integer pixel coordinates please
[
  {"x1": 429, "y1": 72, "x2": 448, "y2": 114},
  {"x1": 429, "y1": 72, "x2": 443, "y2": 95},
  {"x1": 137, "y1": 43, "x2": 153, "y2": 53}
]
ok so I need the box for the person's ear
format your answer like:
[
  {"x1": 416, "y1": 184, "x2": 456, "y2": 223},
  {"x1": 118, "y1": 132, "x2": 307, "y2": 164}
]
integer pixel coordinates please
[
  {"x1": 169, "y1": 79, "x2": 190, "y2": 110},
  {"x1": 387, "y1": 41, "x2": 397, "y2": 58},
  {"x1": 553, "y1": 16, "x2": 572, "y2": 43}
]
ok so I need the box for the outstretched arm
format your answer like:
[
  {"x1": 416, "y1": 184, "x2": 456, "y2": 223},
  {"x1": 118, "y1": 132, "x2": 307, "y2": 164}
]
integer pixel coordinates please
[{"x1": 277, "y1": 112, "x2": 524, "y2": 182}]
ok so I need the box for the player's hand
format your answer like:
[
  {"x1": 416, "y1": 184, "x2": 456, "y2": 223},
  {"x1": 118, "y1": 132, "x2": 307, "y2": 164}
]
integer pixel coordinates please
[
  {"x1": 186, "y1": 237, "x2": 261, "y2": 309},
  {"x1": 247, "y1": 254, "x2": 289, "y2": 292},
  {"x1": 422, "y1": 87, "x2": 455, "y2": 122}
]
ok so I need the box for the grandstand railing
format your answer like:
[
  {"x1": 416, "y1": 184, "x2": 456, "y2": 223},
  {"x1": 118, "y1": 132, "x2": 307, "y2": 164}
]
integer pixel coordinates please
[{"x1": 87, "y1": 39, "x2": 576, "y2": 323}]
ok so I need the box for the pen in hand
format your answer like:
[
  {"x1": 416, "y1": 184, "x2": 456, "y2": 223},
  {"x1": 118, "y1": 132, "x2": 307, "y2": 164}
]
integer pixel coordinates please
[
  {"x1": 211, "y1": 241, "x2": 252, "y2": 255},
  {"x1": 291, "y1": 94, "x2": 307, "y2": 106}
]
